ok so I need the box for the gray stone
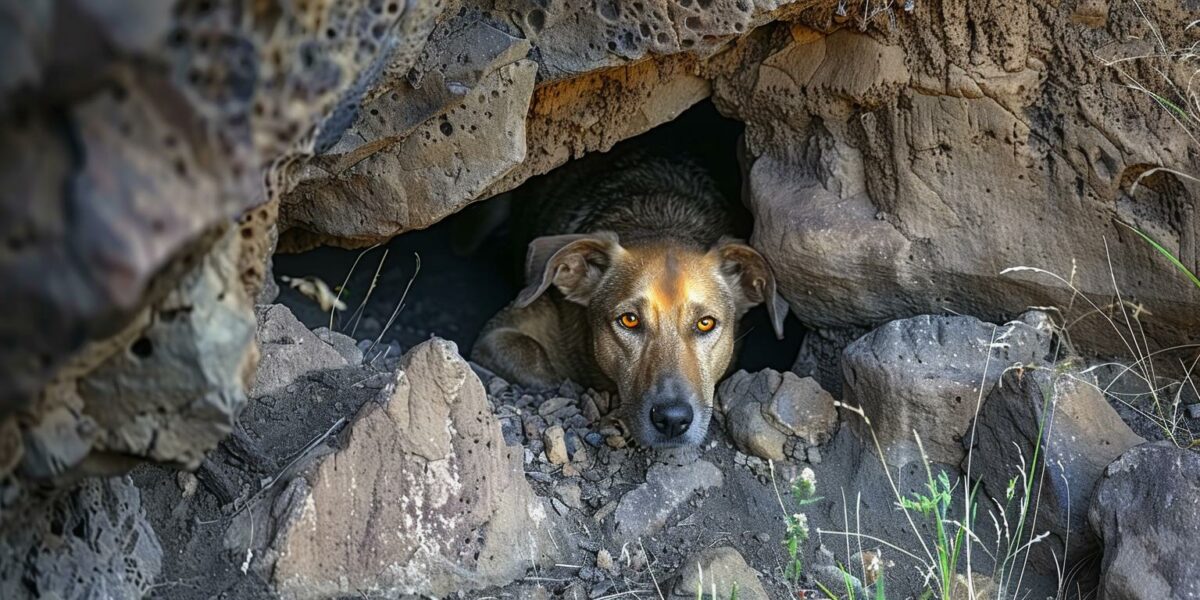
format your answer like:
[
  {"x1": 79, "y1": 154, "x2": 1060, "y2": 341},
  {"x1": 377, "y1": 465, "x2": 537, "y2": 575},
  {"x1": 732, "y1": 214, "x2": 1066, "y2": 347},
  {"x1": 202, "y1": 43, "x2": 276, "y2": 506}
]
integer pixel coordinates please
[
  {"x1": 1089, "y1": 443, "x2": 1200, "y2": 600},
  {"x1": 765, "y1": 374, "x2": 838, "y2": 444},
  {"x1": 253, "y1": 304, "x2": 350, "y2": 398},
  {"x1": 672, "y1": 547, "x2": 769, "y2": 600},
  {"x1": 613, "y1": 460, "x2": 723, "y2": 541},
  {"x1": 538, "y1": 397, "x2": 574, "y2": 416},
  {"x1": 0, "y1": 476, "x2": 162, "y2": 600},
  {"x1": 718, "y1": 369, "x2": 838, "y2": 462},
  {"x1": 842, "y1": 312, "x2": 1053, "y2": 466},
  {"x1": 967, "y1": 366, "x2": 1144, "y2": 573},
  {"x1": 266, "y1": 339, "x2": 561, "y2": 599},
  {"x1": 312, "y1": 327, "x2": 364, "y2": 365}
]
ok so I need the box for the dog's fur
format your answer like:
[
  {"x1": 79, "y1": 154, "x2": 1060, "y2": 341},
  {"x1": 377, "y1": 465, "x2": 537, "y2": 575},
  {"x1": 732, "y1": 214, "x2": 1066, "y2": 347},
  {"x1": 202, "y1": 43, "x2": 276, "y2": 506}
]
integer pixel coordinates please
[{"x1": 471, "y1": 149, "x2": 787, "y2": 448}]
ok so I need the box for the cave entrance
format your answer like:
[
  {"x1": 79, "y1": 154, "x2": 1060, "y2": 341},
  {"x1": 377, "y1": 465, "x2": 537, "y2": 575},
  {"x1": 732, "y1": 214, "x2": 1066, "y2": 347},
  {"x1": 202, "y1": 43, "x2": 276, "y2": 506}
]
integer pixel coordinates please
[{"x1": 273, "y1": 99, "x2": 803, "y2": 372}]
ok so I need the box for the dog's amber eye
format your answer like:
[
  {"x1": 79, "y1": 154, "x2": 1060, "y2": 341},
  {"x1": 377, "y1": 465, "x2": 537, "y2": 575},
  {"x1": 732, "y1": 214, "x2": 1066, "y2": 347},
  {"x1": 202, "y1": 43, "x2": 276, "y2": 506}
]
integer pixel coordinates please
[
  {"x1": 619, "y1": 313, "x2": 640, "y2": 329},
  {"x1": 696, "y1": 316, "x2": 717, "y2": 333}
]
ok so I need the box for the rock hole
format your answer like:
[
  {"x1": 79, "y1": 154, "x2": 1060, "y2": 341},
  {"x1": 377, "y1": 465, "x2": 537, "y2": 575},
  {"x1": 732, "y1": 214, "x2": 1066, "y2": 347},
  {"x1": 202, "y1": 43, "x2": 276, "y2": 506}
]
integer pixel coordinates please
[
  {"x1": 527, "y1": 9, "x2": 546, "y2": 32},
  {"x1": 131, "y1": 337, "x2": 154, "y2": 359}
]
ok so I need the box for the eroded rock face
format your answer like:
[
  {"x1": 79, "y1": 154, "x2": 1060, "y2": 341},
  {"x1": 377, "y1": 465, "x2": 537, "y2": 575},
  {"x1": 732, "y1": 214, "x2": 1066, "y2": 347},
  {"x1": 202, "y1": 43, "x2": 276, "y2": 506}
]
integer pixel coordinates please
[
  {"x1": 841, "y1": 312, "x2": 1053, "y2": 466},
  {"x1": 967, "y1": 367, "x2": 1144, "y2": 573},
  {"x1": 720, "y1": 2, "x2": 1200, "y2": 354},
  {"x1": 1, "y1": 0, "x2": 444, "y2": 515},
  {"x1": 268, "y1": 338, "x2": 560, "y2": 599},
  {"x1": 1089, "y1": 443, "x2": 1200, "y2": 600}
]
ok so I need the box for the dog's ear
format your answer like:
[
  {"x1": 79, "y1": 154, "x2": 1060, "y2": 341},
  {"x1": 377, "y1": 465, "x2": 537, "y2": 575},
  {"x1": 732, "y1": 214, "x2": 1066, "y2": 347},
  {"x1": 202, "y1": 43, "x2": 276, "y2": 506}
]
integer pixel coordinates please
[
  {"x1": 716, "y1": 238, "x2": 788, "y2": 339},
  {"x1": 517, "y1": 232, "x2": 622, "y2": 307}
]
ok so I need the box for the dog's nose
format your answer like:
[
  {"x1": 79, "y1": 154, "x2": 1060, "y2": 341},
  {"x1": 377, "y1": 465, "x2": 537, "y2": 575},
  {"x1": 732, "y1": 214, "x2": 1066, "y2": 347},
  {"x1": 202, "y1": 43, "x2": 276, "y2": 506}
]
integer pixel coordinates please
[{"x1": 650, "y1": 402, "x2": 693, "y2": 438}]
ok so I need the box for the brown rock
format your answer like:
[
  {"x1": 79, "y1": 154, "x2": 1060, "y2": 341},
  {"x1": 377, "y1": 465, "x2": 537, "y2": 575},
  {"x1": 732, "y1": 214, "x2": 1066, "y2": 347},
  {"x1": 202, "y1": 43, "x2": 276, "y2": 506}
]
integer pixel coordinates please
[
  {"x1": 544, "y1": 425, "x2": 570, "y2": 465},
  {"x1": 269, "y1": 339, "x2": 560, "y2": 599}
]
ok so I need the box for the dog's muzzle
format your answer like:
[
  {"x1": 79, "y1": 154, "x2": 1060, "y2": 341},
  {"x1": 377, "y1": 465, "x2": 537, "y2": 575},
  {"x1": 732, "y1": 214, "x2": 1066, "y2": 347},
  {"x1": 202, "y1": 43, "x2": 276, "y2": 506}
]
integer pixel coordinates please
[{"x1": 632, "y1": 377, "x2": 711, "y2": 448}]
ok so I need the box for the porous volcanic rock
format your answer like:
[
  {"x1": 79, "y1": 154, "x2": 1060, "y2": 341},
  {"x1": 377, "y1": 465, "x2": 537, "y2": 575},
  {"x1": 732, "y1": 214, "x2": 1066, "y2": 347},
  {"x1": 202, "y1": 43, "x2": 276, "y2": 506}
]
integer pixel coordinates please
[{"x1": 1089, "y1": 442, "x2": 1200, "y2": 600}]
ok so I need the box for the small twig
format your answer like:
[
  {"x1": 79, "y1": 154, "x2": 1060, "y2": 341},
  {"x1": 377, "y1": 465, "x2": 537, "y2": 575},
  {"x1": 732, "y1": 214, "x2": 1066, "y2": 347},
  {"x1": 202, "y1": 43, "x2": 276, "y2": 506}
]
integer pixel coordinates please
[
  {"x1": 348, "y1": 248, "x2": 389, "y2": 337},
  {"x1": 330, "y1": 243, "x2": 382, "y2": 331},
  {"x1": 367, "y1": 253, "x2": 421, "y2": 363}
]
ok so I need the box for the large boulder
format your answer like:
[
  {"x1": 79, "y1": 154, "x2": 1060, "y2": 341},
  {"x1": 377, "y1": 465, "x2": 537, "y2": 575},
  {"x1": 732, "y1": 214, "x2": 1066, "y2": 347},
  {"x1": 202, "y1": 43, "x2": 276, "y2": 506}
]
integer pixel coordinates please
[
  {"x1": 261, "y1": 338, "x2": 561, "y2": 599},
  {"x1": 717, "y1": 3, "x2": 1200, "y2": 355},
  {"x1": 1088, "y1": 443, "x2": 1200, "y2": 600},
  {"x1": 0, "y1": 0, "x2": 444, "y2": 516},
  {"x1": 841, "y1": 312, "x2": 1053, "y2": 466},
  {"x1": 967, "y1": 366, "x2": 1144, "y2": 573}
]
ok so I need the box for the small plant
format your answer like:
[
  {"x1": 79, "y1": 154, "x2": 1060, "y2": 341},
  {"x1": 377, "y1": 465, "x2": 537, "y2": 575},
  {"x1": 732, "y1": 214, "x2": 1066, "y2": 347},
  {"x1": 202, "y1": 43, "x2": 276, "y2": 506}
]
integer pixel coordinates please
[
  {"x1": 780, "y1": 467, "x2": 823, "y2": 589},
  {"x1": 897, "y1": 459, "x2": 975, "y2": 599}
]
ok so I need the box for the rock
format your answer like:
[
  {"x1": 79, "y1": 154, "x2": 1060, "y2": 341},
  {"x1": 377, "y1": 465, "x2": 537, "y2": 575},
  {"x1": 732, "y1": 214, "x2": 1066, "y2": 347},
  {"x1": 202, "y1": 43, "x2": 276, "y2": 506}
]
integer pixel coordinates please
[
  {"x1": 967, "y1": 366, "x2": 1144, "y2": 573},
  {"x1": 717, "y1": 369, "x2": 838, "y2": 461},
  {"x1": 265, "y1": 339, "x2": 561, "y2": 599},
  {"x1": 176, "y1": 472, "x2": 198, "y2": 499},
  {"x1": 75, "y1": 228, "x2": 258, "y2": 470},
  {"x1": 672, "y1": 547, "x2": 769, "y2": 600},
  {"x1": 595, "y1": 548, "x2": 614, "y2": 573},
  {"x1": 613, "y1": 459, "x2": 723, "y2": 541},
  {"x1": 722, "y1": 12, "x2": 1200, "y2": 357},
  {"x1": 556, "y1": 483, "x2": 584, "y2": 510},
  {"x1": 1186, "y1": 403, "x2": 1200, "y2": 420},
  {"x1": 281, "y1": 27, "x2": 538, "y2": 248},
  {"x1": 551, "y1": 497, "x2": 570, "y2": 516},
  {"x1": 951, "y1": 574, "x2": 999, "y2": 600},
  {"x1": 723, "y1": 394, "x2": 788, "y2": 461},
  {"x1": 2, "y1": 0, "x2": 439, "y2": 509},
  {"x1": 544, "y1": 425, "x2": 570, "y2": 465},
  {"x1": 766, "y1": 375, "x2": 837, "y2": 443},
  {"x1": 253, "y1": 305, "x2": 350, "y2": 397},
  {"x1": 1089, "y1": 443, "x2": 1200, "y2": 600},
  {"x1": 312, "y1": 327, "x2": 364, "y2": 365},
  {"x1": 0, "y1": 476, "x2": 162, "y2": 600},
  {"x1": 538, "y1": 397, "x2": 574, "y2": 416},
  {"x1": 842, "y1": 312, "x2": 1053, "y2": 466}
]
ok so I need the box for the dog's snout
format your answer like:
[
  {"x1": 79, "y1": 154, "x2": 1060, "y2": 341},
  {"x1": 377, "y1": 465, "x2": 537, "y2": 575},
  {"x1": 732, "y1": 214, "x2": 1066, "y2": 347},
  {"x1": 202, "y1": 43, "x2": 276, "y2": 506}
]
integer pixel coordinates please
[{"x1": 649, "y1": 401, "x2": 693, "y2": 438}]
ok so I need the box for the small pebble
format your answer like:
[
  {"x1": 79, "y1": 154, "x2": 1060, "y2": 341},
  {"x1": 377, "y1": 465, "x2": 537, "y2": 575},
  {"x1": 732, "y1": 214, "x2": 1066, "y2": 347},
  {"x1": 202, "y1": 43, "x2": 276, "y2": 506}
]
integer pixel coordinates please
[
  {"x1": 584, "y1": 432, "x2": 603, "y2": 447},
  {"x1": 807, "y1": 445, "x2": 823, "y2": 464},
  {"x1": 538, "y1": 397, "x2": 574, "y2": 416},
  {"x1": 176, "y1": 472, "x2": 198, "y2": 498},
  {"x1": 755, "y1": 532, "x2": 770, "y2": 543},
  {"x1": 487, "y1": 377, "x2": 510, "y2": 397},
  {"x1": 551, "y1": 497, "x2": 570, "y2": 516},
  {"x1": 577, "y1": 539, "x2": 602, "y2": 553},
  {"x1": 604, "y1": 435, "x2": 626, "y2": 449},
  {"x1": 557, "y1": 483, "x2": 584, "y2": 509},
  {"x1": 1187, "y1": 403, "x2": 1200, "y2": 420},
  {"x1": 595, "y1": 548, "x2": 614, "y2": 573},
  {"x1": 546, "y1": 430, "x2": 569, "y2": 464},
  {"x1": 527, "y1": 471, "x2": 553, "y2": 483}
]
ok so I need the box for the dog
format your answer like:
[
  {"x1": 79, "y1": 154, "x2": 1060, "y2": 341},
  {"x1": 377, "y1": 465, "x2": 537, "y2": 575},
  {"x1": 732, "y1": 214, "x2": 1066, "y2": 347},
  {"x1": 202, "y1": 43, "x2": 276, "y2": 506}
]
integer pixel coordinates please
[{"x1": 471, "y1": 147, "x2": 787, "y2": 448}]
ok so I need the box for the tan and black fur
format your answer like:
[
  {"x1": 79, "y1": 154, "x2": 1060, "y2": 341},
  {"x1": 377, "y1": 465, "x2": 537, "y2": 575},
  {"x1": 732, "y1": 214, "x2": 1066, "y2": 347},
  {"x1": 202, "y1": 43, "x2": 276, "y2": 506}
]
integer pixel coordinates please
[{"x1": 472, "y1": 148, "x2": 787, "y2": 448}]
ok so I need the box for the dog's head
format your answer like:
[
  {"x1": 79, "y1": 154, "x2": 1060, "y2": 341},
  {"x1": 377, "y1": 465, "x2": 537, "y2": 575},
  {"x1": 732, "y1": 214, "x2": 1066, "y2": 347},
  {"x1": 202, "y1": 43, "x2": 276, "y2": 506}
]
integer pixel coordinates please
[{"x1": 516, "y1": 232, "x2": 787, "y2": 448}]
